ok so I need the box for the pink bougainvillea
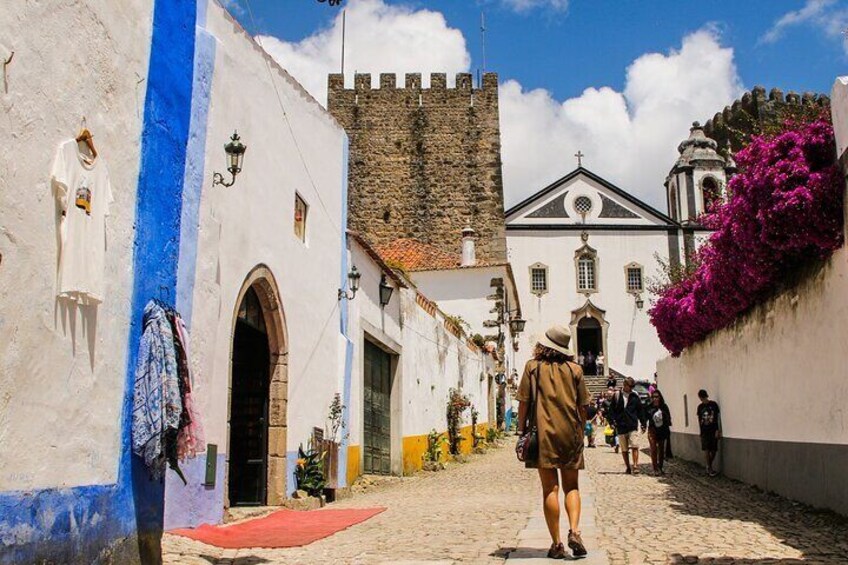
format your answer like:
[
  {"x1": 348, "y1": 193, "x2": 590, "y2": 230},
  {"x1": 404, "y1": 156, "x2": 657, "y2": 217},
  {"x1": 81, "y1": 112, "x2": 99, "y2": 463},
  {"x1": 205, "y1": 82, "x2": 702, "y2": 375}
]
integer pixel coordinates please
[{"x1": 650, "y1": 119, "x2": 843, "y2": 356}]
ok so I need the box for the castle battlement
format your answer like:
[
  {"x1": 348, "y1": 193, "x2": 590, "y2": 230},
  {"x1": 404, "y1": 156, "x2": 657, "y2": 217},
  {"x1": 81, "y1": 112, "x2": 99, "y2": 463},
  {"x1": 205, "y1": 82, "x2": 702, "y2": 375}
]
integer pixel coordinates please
[
  {"x1": 328, "y1": 72, "x2": 498, "y2": 94},
  {"x1": 326, "y1": 70, "x2": 507, "y2": 264},
  {"x1": 703, "y1": 85, "x2": 831, "y2": 153}
]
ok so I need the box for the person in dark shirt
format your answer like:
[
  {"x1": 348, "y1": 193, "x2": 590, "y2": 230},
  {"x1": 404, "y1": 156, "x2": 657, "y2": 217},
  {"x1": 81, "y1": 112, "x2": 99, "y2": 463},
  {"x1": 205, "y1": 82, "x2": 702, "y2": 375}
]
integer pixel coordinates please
[
  {"x1": 696, "y1": 389, "x2": 721, "y2": 477},
  {"x1": 609, "y1": 377, "x2": 647, "y2": 474},
  {"x1": 646, "y1": 389, "x2": 672, "y2": 475}
]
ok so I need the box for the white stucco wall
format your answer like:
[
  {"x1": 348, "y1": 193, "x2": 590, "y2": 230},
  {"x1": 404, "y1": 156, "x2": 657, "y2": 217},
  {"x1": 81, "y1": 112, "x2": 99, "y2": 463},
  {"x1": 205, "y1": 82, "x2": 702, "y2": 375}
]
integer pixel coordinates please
[
  {"x1": 0, "y1": 0, "x2": 152, "y2": 491},
  {"x1": 347, "y1": 240, "x2": 404, "y2": 451},
  {"x1": 399, "y1": 288, "x2": 494, "y2": 439},
  {"x1": 508, "y1": 229, "x2": 668, "y2": 381},
  {"x1": 657, "y1": 245, "x2": 848, "y2": 446},
  {"x1": 657, "y1": 77, "x2": 848, "y2": 447},
  {"x1": 187, "y1": 1, "x2": 347, "y2": 460}
]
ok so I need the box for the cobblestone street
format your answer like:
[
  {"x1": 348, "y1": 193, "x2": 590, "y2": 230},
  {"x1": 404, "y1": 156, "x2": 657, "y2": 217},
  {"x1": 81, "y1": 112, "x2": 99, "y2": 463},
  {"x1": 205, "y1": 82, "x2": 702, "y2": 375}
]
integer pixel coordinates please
[
  {"x1": 164, "y1": 440, "x2": 848, "y2": 564},
  {"x1": 586, "y1": 439, "x2": 848, "y2": 565},
  {"x1": 163, "y1": 444, "x2": 539, "y2": 564}
]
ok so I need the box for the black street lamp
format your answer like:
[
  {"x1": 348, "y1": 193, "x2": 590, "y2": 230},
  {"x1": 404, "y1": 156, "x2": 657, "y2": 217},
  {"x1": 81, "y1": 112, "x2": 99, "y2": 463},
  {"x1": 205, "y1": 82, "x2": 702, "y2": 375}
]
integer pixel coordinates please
[
  {"x1": 213, "y1": 131, "x2": 247, "y2": 187},
  {"x1": 635, "y1": 294, "x2": 645, "y2": 310},
  {"x1": 508, "y1": 317, "x2": 526, "y2": 335},
  {"x1": 379, "y1": 274, "x2": 394, "y2": 307},
  {"x1": 338, "y1": 266, "x2": 361, "y2": 300}
]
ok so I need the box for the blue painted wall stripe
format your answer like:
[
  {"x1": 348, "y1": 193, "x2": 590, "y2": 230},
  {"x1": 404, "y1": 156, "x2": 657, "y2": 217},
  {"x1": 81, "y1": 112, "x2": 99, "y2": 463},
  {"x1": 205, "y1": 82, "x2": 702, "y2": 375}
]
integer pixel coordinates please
[
  {"x1": 338, "y1": 135, "x2": 353, "y2": 488},
  {"x1": 125, "y1": 0, "x2": 197, "y2": 550},
  {"x1": 176, "y1": 13, "x2": 216, "y2": 328},
  {"x1": 0, "y1": 1, "x2": 198, "y2": 563}
]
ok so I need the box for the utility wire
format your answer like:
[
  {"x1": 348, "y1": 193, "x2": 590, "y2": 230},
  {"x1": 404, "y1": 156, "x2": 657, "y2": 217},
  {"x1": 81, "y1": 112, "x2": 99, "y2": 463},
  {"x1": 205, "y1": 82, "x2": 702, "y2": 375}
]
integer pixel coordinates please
[{"x1": 243, "y1": 0, "x2": 342, "y2": 236}]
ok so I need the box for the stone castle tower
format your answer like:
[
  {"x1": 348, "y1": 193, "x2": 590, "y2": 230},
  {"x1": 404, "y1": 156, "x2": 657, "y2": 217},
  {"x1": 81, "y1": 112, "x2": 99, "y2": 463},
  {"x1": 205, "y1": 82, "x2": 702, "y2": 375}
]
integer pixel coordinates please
[{"x1": 327, "y1": 72, "x2": 507, "y2": 263}]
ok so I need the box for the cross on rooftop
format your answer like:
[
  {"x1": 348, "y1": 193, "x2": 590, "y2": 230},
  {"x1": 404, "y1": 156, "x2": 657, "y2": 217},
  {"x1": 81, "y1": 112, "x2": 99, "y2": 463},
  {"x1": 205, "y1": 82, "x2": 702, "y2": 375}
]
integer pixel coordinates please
[{"x1": 575, "y1": 150, "x2": 585, "y2": 168}]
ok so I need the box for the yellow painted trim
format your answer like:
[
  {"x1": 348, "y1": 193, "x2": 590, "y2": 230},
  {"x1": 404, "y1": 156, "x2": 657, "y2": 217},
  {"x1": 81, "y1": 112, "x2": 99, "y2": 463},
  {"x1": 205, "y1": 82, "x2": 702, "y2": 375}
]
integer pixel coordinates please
[
  {"x1": 346, "y1": 445, "x2": 361, "y2": 485},
  {"x1": 401, "y1": 423, "x2": 491, "y2": 475}
]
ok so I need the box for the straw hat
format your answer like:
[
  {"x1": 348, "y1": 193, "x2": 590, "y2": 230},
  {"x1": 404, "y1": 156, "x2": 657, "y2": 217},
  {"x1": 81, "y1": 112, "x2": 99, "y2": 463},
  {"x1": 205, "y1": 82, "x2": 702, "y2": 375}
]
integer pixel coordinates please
[{"x1": 537, "y1": 325, "x2": 574, "y2": 356}]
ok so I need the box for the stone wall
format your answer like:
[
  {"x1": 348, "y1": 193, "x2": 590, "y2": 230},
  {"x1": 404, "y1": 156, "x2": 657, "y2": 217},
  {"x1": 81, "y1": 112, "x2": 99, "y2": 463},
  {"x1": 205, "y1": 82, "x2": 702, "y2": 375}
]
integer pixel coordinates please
[
  {"x1": 703, "y1": 85, "x2": 831, "y2": 154},
  {"x1": 327, "y1": 72, "x2": 507, "y2": 263}
]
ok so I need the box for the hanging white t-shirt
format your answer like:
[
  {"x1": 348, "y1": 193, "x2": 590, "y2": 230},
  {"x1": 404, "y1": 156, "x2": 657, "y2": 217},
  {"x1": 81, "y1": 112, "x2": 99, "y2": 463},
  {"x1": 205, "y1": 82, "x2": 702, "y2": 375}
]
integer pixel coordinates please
[{"x1": 51, "y1": 139, "x2": 114, "y2": 305}]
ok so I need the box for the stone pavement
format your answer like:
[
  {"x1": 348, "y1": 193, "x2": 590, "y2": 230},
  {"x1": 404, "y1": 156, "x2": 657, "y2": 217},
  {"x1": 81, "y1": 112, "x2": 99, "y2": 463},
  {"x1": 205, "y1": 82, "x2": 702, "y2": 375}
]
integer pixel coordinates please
[
  {"x1": 584, "y1": 436, "x2": 848, "y2": 564},
  {"x1": 506, "y1": 467, "x2": 608, "y2": 565},
  {"x1": 163, "y1": 443, "x2": 541, "y2": 564},
  {"x1": 163, "y1": 438, "x2": 848, "y2": 564}
]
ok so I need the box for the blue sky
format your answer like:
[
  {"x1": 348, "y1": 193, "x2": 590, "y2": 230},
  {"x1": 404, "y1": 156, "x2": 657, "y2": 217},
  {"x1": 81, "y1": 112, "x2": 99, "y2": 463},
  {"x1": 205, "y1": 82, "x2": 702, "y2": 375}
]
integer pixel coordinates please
[{"x1": 223, "y1": 0, "x2": 848, "y2": 207}]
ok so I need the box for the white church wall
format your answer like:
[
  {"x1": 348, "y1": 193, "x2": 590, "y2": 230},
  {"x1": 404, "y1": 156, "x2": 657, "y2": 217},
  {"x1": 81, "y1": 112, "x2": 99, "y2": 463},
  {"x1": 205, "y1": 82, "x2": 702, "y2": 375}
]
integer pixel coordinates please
[
  {"x1": 656, "y1": 78, "x2": 848, "y2": 516},
  {"x1": 508, "y1": 229, "x2": 669, "y2": 381},
  {"x1": 165, "y1": 0, "x2": 347, "y2": 526},
  {"x1": 0, "y1": 0, "x2": 152, "y2": 493}
]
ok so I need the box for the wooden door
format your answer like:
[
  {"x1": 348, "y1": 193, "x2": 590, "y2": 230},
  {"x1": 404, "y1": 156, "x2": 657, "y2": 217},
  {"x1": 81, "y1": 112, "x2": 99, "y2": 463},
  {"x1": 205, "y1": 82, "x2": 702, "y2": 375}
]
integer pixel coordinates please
[{"x1": 363, "y1": 341, "x2": 392, "y2": 475}]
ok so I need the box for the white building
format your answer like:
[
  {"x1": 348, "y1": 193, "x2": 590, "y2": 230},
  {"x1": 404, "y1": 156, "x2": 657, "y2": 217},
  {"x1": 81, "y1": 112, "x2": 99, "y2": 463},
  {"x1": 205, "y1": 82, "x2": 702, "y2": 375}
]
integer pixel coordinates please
[
  {"x1": 507, "y1": 125, "x2": 735, "y2": 384},
  {"x1": 506, "y1": 167, "x2": 676, "y2": 381}
]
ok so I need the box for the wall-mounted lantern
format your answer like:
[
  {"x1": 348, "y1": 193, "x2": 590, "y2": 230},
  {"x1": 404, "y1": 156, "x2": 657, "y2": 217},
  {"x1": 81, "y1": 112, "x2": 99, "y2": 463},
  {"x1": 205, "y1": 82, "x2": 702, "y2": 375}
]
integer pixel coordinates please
[
  {"x1": 635, "y1": 294, "x2": 645, "y2": 310},
  {"x1": 213, "y1": 131, "x2": 247, "y2": 187},
  {"x1": 508, "y1": 317, "x2": 526, "y2": 335},
  {"x1": 379, "y1": 274, "x2": 394, "y2": 307},
  {"x1": 338, "y1": 266, "x2": 361, "y2": 301}
]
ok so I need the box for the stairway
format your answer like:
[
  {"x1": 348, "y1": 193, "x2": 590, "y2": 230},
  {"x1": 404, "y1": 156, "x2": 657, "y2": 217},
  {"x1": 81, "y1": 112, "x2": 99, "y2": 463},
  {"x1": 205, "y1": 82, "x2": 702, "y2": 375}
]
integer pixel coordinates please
[{"x1": 585, "y1": 375, "x2": 609, "y2": 398}]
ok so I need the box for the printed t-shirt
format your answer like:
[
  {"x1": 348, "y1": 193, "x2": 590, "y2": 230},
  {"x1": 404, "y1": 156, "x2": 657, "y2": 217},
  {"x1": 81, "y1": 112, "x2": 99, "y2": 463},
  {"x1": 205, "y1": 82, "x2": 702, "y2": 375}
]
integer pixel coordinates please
[
  {"x1": 697, "y1": 400, "x2": 720, "y2": 435},
  {"x1": 51, "y1": 139, "x2": 114, "y2": 305}
]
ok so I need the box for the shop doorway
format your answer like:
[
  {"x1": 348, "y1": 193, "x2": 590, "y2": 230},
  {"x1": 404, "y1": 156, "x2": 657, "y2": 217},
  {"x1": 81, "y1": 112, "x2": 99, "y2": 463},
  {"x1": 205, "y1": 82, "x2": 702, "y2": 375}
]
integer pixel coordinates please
[
  {"x1": 228, "y1": 286, "x2": 271, "y2": 506},
  {"x1": 363, "y1": 340, "x2": 392, "y2": 475}
]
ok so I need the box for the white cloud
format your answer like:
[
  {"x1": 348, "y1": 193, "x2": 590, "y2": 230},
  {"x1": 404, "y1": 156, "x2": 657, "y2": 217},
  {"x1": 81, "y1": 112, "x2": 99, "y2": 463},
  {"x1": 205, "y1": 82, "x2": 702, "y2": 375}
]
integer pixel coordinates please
[
  {"x1": 500, "y1": 27, "x2": 743, "y2": 207},
  {"x1": 256, "y1": 0, "x2": 470, "y2": 105},
  {"x1": 219, "y1": 0, "x2": 245, "y2": 17},
  {"x1": 760, "y1": 0, "x2": 848, "y2": 54},
  {"x1": 499, "y1": 0, "x2": 569, "y2": 13},
  {"x1": 258, "y1": 0, "x2": 743, "y2": 210}
]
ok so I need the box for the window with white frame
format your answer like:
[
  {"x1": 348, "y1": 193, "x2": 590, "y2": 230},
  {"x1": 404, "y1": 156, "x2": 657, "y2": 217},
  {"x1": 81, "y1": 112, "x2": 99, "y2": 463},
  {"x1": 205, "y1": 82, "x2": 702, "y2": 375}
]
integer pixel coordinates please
[
  {"x1": 625, "y1": 263, "x2": 644, "y2": 293},
  {"x1": 577, "y1": 254, "x2": 596, "y2": 292},
  {"x1": 530, "y1": 263, "x2": 548, "y2": 295}
]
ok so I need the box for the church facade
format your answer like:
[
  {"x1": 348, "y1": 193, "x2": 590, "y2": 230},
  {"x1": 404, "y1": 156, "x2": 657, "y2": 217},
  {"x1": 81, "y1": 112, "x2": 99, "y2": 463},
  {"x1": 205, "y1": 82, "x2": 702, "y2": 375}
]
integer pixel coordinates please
[{"x1": 507, "y1": 123, "x2": 734, "y2": 382}]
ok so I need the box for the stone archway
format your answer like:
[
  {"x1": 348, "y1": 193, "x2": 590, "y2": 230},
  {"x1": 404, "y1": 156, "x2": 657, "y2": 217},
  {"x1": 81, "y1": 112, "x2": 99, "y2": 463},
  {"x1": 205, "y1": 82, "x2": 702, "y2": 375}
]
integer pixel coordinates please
[
  {"x1": 570, "y1": 300, "x2": 610, "y2": 377},
  {"x1": 227, "y1": 265, "x2": 288, "y2": 507}
]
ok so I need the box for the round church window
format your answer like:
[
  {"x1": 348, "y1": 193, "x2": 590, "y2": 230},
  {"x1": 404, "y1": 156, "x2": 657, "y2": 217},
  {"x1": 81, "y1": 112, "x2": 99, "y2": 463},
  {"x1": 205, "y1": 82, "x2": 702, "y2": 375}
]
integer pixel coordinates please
[{"x1": 574, "y1": 196, "x2": 593, "y2": 215}]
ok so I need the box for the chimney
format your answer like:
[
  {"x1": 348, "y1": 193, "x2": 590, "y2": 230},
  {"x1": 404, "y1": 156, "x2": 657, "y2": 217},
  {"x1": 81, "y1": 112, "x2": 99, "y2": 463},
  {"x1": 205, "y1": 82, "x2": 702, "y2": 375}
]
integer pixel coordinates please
[{"x1": 461, "y1": 227, "x2": 477, "y2": 267}]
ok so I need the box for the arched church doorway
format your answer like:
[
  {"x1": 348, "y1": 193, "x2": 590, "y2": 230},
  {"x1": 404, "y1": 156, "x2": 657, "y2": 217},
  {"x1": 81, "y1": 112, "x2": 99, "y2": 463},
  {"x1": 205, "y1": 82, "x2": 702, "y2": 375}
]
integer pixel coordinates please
[
  {"x1": 227, "y1": 266, "x2": 288, "y2": 507},
  {"x1": 571, "y1": 300, "x2": 609, "y2": 377},
  {"x1": 577, "y1": 317, "x2": 602, "y2": 375}
]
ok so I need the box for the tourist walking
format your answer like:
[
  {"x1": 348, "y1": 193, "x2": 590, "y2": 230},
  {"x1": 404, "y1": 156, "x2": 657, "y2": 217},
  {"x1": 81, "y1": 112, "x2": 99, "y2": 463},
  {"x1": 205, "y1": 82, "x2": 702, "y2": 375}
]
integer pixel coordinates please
[
  {"x1": 646, "y1": 389, "x2": 671, "y2": 475},
  {"x1": 697, "y1": 389, "x2": 721, "y2": 476},
  {"x1": 516, "y1": 326, "x2": 590, "y2": 558},
  {"x1": 597, "y1": 352, "x2": 605, "y2": 375},
  {"x1": 609, "y1": 377, "x2": 647, "y2": 474}
]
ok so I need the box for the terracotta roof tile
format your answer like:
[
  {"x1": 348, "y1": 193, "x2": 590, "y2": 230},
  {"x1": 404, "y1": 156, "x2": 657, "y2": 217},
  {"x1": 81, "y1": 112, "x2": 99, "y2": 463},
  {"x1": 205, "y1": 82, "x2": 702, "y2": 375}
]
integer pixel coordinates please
[{"x1": 375, "y1": 239, "x2": 462, "y2": 272}]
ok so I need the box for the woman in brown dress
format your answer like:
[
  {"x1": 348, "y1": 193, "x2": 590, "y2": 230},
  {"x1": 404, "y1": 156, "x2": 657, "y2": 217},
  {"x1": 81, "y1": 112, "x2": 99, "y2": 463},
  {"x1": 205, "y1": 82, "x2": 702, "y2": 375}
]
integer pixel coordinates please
[{"x1": 517, "y1": 325, "x2": 590, "y2": 559}]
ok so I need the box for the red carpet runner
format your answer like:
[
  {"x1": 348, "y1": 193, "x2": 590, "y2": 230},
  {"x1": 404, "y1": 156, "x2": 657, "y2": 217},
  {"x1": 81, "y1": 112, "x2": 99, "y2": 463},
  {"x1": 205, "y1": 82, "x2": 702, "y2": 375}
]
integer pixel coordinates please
[{"x1": 170, "y1": 507, "x2": 386, "y2": 549}]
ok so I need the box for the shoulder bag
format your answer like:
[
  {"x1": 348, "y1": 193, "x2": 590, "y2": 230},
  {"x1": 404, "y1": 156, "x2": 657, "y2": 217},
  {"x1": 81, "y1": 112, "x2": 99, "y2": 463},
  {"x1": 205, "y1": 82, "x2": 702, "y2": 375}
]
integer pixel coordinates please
[{"x1": 515, "y1": 362, "x2": 539, "y2": 462}]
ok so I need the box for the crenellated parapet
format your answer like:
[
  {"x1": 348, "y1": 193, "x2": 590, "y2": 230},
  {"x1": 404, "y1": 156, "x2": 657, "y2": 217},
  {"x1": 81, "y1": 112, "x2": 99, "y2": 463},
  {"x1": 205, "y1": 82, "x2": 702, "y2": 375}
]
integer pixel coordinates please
[
  {"x1": 326, "y1": 71, "x2": 507, "y2": 263},
  {"x1": 703, "y1": 85, "x2": 831, "y2": 153}
]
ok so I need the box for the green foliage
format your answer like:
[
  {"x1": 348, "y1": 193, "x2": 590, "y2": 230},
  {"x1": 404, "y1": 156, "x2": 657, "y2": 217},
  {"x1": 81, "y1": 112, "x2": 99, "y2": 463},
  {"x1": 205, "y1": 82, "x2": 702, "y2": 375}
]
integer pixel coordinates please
[
  {"x1": 295, "y1": 441, "x2": 326, "y2": 497},
  {"x1": 471, "y1": 333, "x2": 486, "y2": 347},
  {"x1": 446, "y1": 388, "x2": 471, "y2": 455},
  {"x1": 486, "y1": 427, "x2": 499, "y2": 443},
  {"x1": 327, "y1": 393, "x2": 346, "y2": 442},
  {"x1": 423, "y1": 429, "x2": 447, "y2": 462},
  {"x1": 444, "y1": 314, "x2": 471, "y2": 336}
]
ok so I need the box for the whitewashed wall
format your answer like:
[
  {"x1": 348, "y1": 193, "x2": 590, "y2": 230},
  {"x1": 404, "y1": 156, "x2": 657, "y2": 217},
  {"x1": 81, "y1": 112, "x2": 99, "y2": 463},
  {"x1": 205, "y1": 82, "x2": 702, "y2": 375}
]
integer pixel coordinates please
[
  {"x1": 399, "y1": 289, "x2": 494, "y2": 439},
  {"x1": 188, "y1": 0, "x2": 345, "y2": 465},
  {"x1": 508, "y1": 230, "x2": 668, "y2": 381},
  {"x1": 656, "y1": 78, "x2": 848, "y2": 515},
  {"x1": 0, "y1": 0, "x2": 152, "y2": 491},
  {"x1": 346, "y1": 240, "x2": 404, "y2": 454}
]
